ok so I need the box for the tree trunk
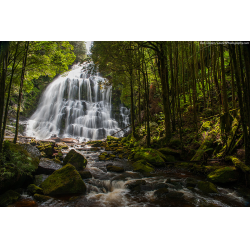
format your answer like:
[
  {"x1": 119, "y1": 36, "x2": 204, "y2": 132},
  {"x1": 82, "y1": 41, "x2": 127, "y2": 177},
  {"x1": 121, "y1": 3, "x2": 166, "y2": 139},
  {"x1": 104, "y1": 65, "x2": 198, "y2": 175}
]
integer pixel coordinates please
[
  {"x1": 14, "y1": 41, "x2": 29, "y2": 144},
  {"x1": 2, "y1": 42, "x2": 20, "y2": 141},
  {"x1": 230, "y1": 44, "x2": 250, "y2": 166},
  {"x1": 220, "y1": 44, "x2": 230, "y2": 134},
  {"x1": 0, "y1": 42, "x2": 10, "y2": 153}
]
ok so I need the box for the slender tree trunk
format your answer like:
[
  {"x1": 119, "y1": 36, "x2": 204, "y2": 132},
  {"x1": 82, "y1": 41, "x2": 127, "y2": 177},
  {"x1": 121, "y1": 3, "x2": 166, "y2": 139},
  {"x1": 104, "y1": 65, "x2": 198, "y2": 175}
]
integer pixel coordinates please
[
  {"x1": 0, "y1": 42, "x2": 10, "y2": 153},
  {"x1": 212, "y1": 45, "x2": 222, "y2": 106},
  {"x1": 220, "y1": 44, "x2": 230, "y2": 133},
  {"x1": 200, "y1": 44, "x2": 206, "y2": 108},
  {"x1": 158, "y1": 43, "x2": 171, "y2": 141},
  {"x1": 2, "y1": 42, "x2": 20, "y2": 141},
  {"x1": 169, "y1": 42, "x2": 176, "y2": 132},
  {"x1": 230, "y1": 59, "x2": 236, "y2": 117},
  {"x1": 14, "y1": 41, "x2": 29, "y2": 144},
  {"x1": 191, "y1": 42, "x2": 198, "y2": 132},
  {"x1": 145, "y1": 61, "x2": 150, "y2": 147},
  {"x1": 230, "y1": 44, "x2": 250, "y2": 165}
]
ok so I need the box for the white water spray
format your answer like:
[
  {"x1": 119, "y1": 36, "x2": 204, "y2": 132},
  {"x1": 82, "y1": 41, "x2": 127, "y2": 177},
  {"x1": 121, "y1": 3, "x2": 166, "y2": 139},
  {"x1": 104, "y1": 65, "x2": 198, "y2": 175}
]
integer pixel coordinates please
[{"x1": 26, "y1": 63, "x2": 130, "y2": 141}]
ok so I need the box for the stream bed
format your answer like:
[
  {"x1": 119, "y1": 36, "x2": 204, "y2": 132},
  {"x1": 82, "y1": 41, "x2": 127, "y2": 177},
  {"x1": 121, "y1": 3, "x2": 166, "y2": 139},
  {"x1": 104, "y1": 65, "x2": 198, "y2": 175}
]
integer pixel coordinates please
[{"x1": 12, "y1": 144, "x2": 250, "y2": 207}]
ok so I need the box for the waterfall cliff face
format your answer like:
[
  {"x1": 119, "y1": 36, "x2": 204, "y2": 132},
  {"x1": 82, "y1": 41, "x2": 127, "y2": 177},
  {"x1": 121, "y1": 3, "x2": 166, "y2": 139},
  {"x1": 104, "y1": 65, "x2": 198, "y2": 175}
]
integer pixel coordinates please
[{"x1": 26, "y1": 63, "x2": 130, "y2": 142}]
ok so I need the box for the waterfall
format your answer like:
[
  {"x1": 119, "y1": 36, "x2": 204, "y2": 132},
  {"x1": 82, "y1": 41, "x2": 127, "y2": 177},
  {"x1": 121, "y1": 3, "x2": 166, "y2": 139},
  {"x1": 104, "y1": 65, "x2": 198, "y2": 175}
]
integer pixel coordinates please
[{"x1": 26, "y1": 63, "x2": 130, "y2": 142}]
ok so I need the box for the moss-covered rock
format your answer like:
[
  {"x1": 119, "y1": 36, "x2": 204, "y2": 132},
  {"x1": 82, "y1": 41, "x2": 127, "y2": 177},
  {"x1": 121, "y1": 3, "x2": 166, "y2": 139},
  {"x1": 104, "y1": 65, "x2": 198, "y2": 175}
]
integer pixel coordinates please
[
  {"x1": 63, "y1": 149, "x2": 87, "y2": 171},
  {"x1": 99, "y1": 152, "x2": 108, "y2": 161},
  {"x1": 36, "y1": 142, "x2": 55, "y2": 158},
  {"x1": 185, "y1": 178, "x2": 198, "y2": 188},
  {"x1": 207, "y1": 166, "x2": 240, "y2": 183},
  {"x1": 0, "y1": 141, "x2": 40, "y2": 193},
  {"x1": 38, "y1": 158, "x2": 63, "y2": 175},
  {"x1": 125, "y1": 180, "x2": 146, "y2": 192},
  {"x1": 197, "y1": 181, "x2": 218, "y2": 194},
  {"x1": 34, "y1": 194, "x2": 52, "y2": 202},
  {"x1": 0, "y1": 190, "x2": 21, "y2": 206},
  {"x1": 107, "y1": 136, "x2": 119, "y2": 142},
  {"x1": 132, "y1": 160, "x2": 154, "y2": 173},
  {"x1": 106, "y1": 165, "x2": 124, "y2": 173},
  {"x1": 78, "y1": 170, "x2": 92, "y2": 179},
  {"x1": 27, "y1": 184, "x2": 44, "y2": 195},
  {"x1": 40, "y1": 164, "x2": 86, "y2": 195},
  {"x1": 134, "y1": 148, "x2": 166, "y2": 167}
]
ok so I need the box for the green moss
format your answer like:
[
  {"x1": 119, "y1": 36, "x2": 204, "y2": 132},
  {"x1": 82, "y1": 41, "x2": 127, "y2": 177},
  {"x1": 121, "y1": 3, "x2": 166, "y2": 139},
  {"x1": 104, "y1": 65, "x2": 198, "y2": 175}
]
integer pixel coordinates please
[
  {"x1": 134, "y1": 148, "x2": 166, "y2": 167},
  {"x1": 40, "y1": 164, "x2": 86, "y2": 195},
  {"x1": 197, "y1": 181, "x2": 218, "y2": 194},
  {"x1": 106, "y1": 165, "x2": 124, "y2": 173},
  {"x1": 99, "y1": 152, "x2": 108, "y2": 161},
  {"x1": 37, "y1": 142, "x2": 54, "y2": 158},
  {"x1": 132, "y1": 160, "x2": 155, "y2": 173},
  {"x1": 0, "y1": 190, "x2": 20, "y2": 206},
  {"x1": 225, "y1": 156, "x2": 250, "y2": 173},
  {"x1": 34, "y1": 194, "x2": 52, "y2": 202},
  {"x1": 158, "y1": 147, "x2": 180, "y2": 158},
  {"x1": 27, "y1": 184, "x2": 44, "y2": 195},
  {"x1": 63, "y1": 149, "x2": 87, "y2": 171},
  {"x1": 207, "y1": 166, "x2": 239, "y2": 183}
]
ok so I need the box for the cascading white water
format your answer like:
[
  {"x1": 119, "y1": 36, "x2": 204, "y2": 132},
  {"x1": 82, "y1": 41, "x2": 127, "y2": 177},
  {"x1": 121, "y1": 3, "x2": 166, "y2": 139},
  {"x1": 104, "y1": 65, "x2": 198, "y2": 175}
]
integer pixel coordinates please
[{"x1": 26, "y1": 63, "x2": 130, "y2": 142}]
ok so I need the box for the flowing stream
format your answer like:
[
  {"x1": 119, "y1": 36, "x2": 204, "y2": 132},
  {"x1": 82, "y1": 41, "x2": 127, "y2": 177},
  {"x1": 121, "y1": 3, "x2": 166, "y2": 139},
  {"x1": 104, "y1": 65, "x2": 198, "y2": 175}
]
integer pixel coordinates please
[
  {"x1": 13, "y1": 144, "x2": 250, "y2": 207},
  {"x1": 26, "y1": 63, "x2": 130, "y2": 142}
]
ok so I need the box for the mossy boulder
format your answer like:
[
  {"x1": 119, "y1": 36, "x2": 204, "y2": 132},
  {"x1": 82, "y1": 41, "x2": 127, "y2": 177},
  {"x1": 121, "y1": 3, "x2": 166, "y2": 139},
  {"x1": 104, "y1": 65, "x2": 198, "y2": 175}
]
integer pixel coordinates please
[
  {"x1": 134, "y1": 148, "x2": 166, "y2": 167},
  {"x1": 99, "y1": 152, "x2": 108, "y2": 161},
  {"x1": 27, "y1": 184, "x2": 44, "y2": 195},
  {"x1": 197, "y1": 181, "x2": 218, "y2": 194},
  {"x1": 36, "y1": 142, "x2": 55, "y2": 158},
  {"x1": 132, "y1": 160, "x2": 155, "y2": 173},
  {"x1": 63, "y1": 149, "x2": 87, "y2": 171},
  {"x1": 0, "y1": 190, "x2": 20, "y2": 206},
  {"x1": 185, "y1": 178, "x2": 198, "y2": 188},
  {"x1": 207, "y1": 166, "x2": 240, "y2": 183},
  {"x1": 0, "y1": 141, "x2": 40, "y2": 193},
  {"x1": 40, "y1": 164, "x2": 86, "y2": 195},
  {"x1": 78, "y1": 170, "x2": 92, "y2": 179},
  {"x1": 125, "y1": 180, "x2": 146, "y2": 192},
  {"x1": 106, "y1": 165, "x2": 124, "y2": 173},
  {"x1": 34, "y1": 194, "x2": 52, "y2": 202}
]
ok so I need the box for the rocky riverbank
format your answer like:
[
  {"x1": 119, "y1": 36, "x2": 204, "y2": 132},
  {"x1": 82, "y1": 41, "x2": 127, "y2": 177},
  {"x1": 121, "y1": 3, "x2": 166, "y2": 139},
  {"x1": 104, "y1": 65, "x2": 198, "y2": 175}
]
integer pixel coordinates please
[{"x1": 1, "y1": 135, "x2": 250, "y2": 207}]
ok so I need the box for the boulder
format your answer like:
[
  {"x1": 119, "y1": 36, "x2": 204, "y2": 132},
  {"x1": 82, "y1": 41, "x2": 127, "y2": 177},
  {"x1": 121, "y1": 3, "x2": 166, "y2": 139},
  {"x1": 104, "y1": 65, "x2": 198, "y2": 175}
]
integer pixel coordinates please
[
  {"x1": 125, "y1": 180, "x2": 146, "y2": 192},
  {"x1": 207, "y1": 166, "x2": 240, "y2": 184},
  {"x1": 63, "y1": 149, "x2": 87, "y2": 171},
  {"x1": 154, "y1": 188, "x2": 169, "y2": 198},
  {"x1": 99, "y1": 152, "x2": 108, "y2": 161},
  {"x1": 0, "y1": 190, "x2": 20, "y2": 207},
  {"x1": 40, "y1": 164, "x2": 86, "y2": 195},
  {"x1": 34, "y1": 174, "x2": 49, "y2": 186},
  {"x1": 132, "y1": 160, "x2": 155, "y2": 173},
  {"x1": 185, "y1": 178, "x2": 198, "y2": 188},
  {"x1": 38, "y1": 158, "x2": 63, "y2": 175},
  {"x1": 153, "y1": 183, "x2": 169, "y2": 190},
  {"x1": 27, "y1": 184, "x2": 44, "y2": 195},
  {"x1": 197, "y1": 181, "x2": 218, "y2": 194},
  {"x1": 21, "y1": 144, "x2": 41, "y2": 159},
  {"x1": 134, "y1": 148, "x2": 166, "y2": 167},
  {"x1": 78, "y1": 170, "x2": 92, "y2": 179},
  {"x1": 106, "y1": 164, "x2": 124, "y2": 173},
  {"x1": 36, "y1": 142, "x2": 55, "y2": 158},
  {"x1": 61, "y1": 138, "x2": 78, "y2": 143},
  {"x1": 34, "y1": 194, "x2": 52, "y2": 202},
  {"x1": 0, "y1": 141, "x2": 40, "y2": 193}
]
